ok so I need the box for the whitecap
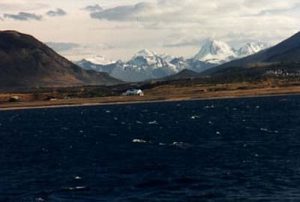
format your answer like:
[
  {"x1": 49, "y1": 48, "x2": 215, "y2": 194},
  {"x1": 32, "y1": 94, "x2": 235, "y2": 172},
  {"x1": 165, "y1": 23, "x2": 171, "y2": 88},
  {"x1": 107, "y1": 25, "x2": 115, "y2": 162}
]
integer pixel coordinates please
[
  {"x1": 132, "y1": 139, "x2": 147, "y2": 144},
  {"x1": 260, "y1": 128, "x2": 273, "y2": 133},
  {"x1": 136, "y1": 121, "x2": 143, "y2": 124},
  {"x1": 75, "y1": 186, "x2": 86, "y2": 190},
  {"x1": 216, "y1": 131, "x2": 221, "y2": 135},
  {"x1": 64, "y1": 186, "x2": 87, "y2": 191},
  {"x1": 204, "y1": 105, "x2": 215, "y2": 109},
  {"x1": 148, "y1": 120, "x2": 158, "y2": 125},
  {"x1": 191, "y1": 115, "x2": 200, "y2": 120},
  {"x1": 74, "y1": 176, "x2": 82, "y2": 180},
  {"x1": 171, "y1": 142, "x2": 192, "y2": 149}
]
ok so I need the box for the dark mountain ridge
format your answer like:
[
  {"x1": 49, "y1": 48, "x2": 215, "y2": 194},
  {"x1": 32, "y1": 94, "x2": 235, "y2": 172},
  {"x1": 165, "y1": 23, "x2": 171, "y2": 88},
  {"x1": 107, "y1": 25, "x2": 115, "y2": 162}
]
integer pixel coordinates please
[{"x1": 0, "y1": 30, "x2": 121, "y2": 90}]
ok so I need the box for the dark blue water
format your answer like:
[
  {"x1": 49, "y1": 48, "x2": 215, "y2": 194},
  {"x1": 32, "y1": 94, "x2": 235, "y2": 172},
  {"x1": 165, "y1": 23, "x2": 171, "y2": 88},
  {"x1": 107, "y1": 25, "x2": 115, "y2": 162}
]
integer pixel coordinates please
[{"x1": 0, "y1": 95, "x2": 300, "y2": 201}]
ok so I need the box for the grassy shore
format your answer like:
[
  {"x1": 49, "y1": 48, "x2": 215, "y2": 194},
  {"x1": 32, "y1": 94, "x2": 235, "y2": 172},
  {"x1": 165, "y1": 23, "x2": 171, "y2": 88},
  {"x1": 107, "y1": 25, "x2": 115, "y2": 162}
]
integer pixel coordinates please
[{"x1": 1, "y1": 82, "x2": 300, "y2": 111}]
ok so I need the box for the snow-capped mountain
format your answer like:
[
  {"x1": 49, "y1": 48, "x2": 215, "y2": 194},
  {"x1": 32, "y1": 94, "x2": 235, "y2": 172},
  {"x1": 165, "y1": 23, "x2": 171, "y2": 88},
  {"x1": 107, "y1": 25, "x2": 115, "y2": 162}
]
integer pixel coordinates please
[
  {"x1": 75, "y1": 50, "x2": 185, "y2": 82},
  {"x1": 237, "y1": 42, "x2": 268, "y2": 58},
  {"x1": 110, "y1": 49, "x2": 182, "y2": 82},
  {"x1": 76, "y1": 55, "x2": 116, "y2": 73},
  {"x1": 76, "y1": 59, "x2": 115, "y2": 74},
  {"x1": 129, "y1": 49, "x2": 170, "y2": 67},
  {"x1": 194, "y1": 39, "x2": 237, "y2": 64},
  {"x1": 194, "y1": 39, "x2": 269, "y2": 64},
  {"x1": 159, "y1": 53, "x2": 176, "y2": 63},
  {"x1": 76, "y1": 41, "x2": 269, "y2": 82},
  {"x1": 84, "y1": 55, "x2": 115, "y2": 65}
]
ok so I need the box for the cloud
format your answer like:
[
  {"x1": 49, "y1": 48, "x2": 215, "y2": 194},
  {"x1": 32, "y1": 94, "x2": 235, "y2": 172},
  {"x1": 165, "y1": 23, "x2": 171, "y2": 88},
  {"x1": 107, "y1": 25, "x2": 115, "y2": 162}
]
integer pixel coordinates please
[
  {"x1": 45, "y1": 41, "x2": 116, "y2": 60},
  {"x1": 3, "y1": 12, "x2": 42, "y2": 21},
  {"x1": 1, "y1": 0, "x2": 299, "y2": 60},
  {"x1": 46, "y1": 8, "x2": 66, "y2": 17},
  {"x1": 87, "y1": 0, "x2": 300, "y2": 25},
  {"x1": 83, "y1": 4, "x2": 103, "y2": 12},
  {"x1": 90, "y1": 2, "x2": 154, "y2": 21},
  {"x1": 46, "y1": 42, "x2": 79, "y2": 52}
]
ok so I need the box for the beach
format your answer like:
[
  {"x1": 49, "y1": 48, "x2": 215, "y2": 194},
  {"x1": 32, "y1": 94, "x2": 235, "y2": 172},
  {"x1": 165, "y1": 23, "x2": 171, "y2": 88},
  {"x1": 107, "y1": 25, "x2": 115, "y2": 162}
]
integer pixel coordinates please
[{"x1": 1, "y1": 84, "x2": 300, "y2": 111}]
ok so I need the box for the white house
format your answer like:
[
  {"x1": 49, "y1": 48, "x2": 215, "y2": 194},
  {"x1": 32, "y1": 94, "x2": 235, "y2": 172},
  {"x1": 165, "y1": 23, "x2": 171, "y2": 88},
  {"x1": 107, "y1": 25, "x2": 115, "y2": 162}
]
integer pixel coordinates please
[{"x1": 122, "y1": 89, "x2": 144, "y2": 96}]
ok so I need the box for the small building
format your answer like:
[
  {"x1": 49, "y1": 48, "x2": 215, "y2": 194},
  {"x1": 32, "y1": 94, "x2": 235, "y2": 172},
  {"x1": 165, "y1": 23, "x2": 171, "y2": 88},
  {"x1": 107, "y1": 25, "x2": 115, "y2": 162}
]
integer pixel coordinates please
[
  {"x1": 9, "y1": 96, "x2": 20, "y2": 102},
  {"x1": 122, "y1": 89, "x2": 144, "y2": 96}
]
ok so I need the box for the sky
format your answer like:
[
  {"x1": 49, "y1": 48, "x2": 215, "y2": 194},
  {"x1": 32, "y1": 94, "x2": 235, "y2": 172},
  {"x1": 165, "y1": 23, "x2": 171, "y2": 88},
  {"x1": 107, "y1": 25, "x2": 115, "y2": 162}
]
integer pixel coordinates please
[{"x1": 0, "y1": 0, "x2": 300, "y2": 61}]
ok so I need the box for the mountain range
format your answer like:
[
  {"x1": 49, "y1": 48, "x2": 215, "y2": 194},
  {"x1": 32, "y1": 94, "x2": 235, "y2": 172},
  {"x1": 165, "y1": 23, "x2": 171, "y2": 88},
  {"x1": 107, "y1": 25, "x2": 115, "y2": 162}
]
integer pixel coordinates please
[
  {"x1": 203, "y1": 31, "x2": 300, "y2": 78},
  {"x1": 76, "y1": 40, "x2": 268, "y2": 82},
  {"x1": 0, "y1": 30, "x2": 121, "y2": 90},
  {"x1": 1, "y1": 30, "x2": 299, "y2": 91}
]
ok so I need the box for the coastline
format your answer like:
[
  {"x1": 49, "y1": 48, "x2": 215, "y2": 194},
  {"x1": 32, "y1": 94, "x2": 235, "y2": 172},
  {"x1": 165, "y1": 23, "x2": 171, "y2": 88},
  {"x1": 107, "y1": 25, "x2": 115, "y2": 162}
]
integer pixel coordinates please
[{"x1": 1, "y1": 86, "x2": 300, "y2": 111}]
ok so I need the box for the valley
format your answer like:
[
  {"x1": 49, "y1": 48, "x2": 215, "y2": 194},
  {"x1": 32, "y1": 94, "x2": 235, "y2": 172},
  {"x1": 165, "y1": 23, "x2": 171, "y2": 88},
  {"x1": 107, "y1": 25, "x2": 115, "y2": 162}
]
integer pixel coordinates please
[{"x1": 0, "y1": 30, "x2": 300, "y2": 110}]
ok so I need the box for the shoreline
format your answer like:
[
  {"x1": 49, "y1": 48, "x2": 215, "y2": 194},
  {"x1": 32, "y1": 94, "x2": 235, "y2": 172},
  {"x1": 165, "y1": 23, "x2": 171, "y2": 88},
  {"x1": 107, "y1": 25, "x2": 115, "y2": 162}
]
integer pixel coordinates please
[{"x1": 1, "y1": 90, "x2": 299, "y2": 111}]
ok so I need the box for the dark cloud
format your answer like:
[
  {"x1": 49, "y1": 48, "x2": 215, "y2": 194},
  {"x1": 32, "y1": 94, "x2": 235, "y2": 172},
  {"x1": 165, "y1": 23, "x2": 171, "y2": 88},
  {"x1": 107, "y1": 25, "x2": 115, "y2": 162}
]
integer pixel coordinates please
[
  {"x1": 90, "y1": 2, "x2": 151, "y2": 21},
  {"x1": 4, "y1": 12, "x2": 42, "y2": 21},
  {"x1": 46, "y1": 42, "x2": 79, "y2": 52},
  {"x1": 84, "y1": 4, "x2": 103, "y2": 12},
  {"x1": 46, "y1": 8, "x2": 66, "y2": 17}
]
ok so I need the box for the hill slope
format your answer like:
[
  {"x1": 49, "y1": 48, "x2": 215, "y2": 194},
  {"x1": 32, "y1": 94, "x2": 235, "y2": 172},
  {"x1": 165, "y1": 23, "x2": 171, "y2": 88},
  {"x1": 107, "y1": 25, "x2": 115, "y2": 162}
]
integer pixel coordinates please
[{"x1": 0, "y1": 30, "x2": 121, "y2": 90}]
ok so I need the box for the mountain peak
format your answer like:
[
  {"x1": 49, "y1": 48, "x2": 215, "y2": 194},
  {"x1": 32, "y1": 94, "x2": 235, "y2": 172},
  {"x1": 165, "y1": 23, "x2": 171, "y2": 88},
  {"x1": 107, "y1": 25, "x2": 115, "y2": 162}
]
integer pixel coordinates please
[
  {"x1": 129, "y1": 49, "x2": 160, "y2": 66},
  {"x1": 194, "y1": 39, "x2": 236, "y2": 64},
  {"x1": 134, "y1": 49, "x2": 156, "y2": 58},
  {"x1": 0, "y1": 30, "x2": 43, "y2": 50},
  {"x1": 204, "y1": 31, "x2": 300, "y2": 75}
]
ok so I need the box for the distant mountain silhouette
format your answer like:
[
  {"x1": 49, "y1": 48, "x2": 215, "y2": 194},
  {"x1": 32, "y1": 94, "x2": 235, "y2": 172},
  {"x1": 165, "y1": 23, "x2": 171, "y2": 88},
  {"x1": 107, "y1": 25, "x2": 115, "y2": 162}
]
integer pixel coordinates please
[
  {"x1": 204, "y1": 32, "x2": 300, "y2": 75},
  {"x1": 0, "y1": 30, "x2": 121, "y2": 90},
  {"x1": 163, "y1": 69, "x2": 199, "y2": 81}
]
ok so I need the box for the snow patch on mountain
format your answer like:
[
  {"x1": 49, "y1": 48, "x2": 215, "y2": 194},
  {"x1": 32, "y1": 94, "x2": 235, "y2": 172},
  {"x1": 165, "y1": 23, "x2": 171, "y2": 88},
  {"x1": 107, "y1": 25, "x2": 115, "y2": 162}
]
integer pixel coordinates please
[
  {"x1": 76, "y1": 41, "x2": 269, "y2": 82},
  {"x1": 237, "y1": 42, "x2": 268, "y2": 58},
  {"x1": 84, "y1": 55, "x2": 115, "y2": 65},
  {"x1": 108, "y1": 49, "x2": 182, "y2": 82},
  {"x1": 194, "y1": 39, "x2": 269, "y2": 64},
  {"x1": 194, "y1": 39, "x2": 236, "y2": 64}
]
